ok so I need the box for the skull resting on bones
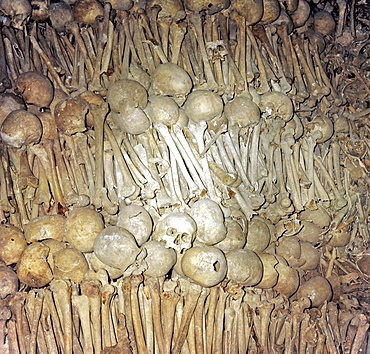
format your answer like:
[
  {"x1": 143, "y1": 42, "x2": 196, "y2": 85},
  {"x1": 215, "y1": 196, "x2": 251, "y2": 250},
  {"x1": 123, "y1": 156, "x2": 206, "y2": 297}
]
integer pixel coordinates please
[
  {"x1": 152, "y1": 212, "x2": 197, "y2": 253},
  {"x1": 0, "y1": 0, "x2": 32, "y2": 29}
]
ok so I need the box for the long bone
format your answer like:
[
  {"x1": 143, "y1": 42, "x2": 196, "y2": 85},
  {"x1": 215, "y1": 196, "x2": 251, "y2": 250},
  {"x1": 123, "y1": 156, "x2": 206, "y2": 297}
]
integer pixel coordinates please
[
  {"x1": 213, "y1": 285, "x2": 228, "y2": 354},
  {"x1": 313, "y1": 154, "x2": 347, "y2": 210},
  {"x1": 24, "y1": 290, "x2": 44, "y2": 354},
  {"x1": 155, "y1": 122, "x2": 201, "y2": 199},
  {"x1": 129, "y1": 275, "x2": 147, "y2": 354},
  {"x1": 161, "y1": 279, "x2": 180, "y2": 354},
  {"x1": 72, "y1": 294, "x2": 94, "y2": 354},
  {"x1": 136, "y1": 133, "x2": 173, "y2": 208},
  {"x1": 185, "y1": 121, "x2": 220, "y2": 202},
  {"x1": 193, "y1": 288, "x2": 209, "y2": 354},
  {"x1": 122, "y1": 134, "x2": 160, "y2": 199},
  {"x1": 65, "y1": 21, "x2": 94, "y2": 79},
  {"x1": 140, "y1": 285, "x2": 154, "y2": 354},
  {"x1": 183, "y1": 29, "x2": 204, "y2": 85},
  {"x1": 118, "y1": 10, "x2": 141, "y2": 66},
  {"x1": 50, "y1": 280, "x2": 73, "y2": 354},
  {"x1": 170, "y1": 126, "x2": 206, "y2": 192},
  {"x1": 246, "y1": 26, "x2": 270, "y2": 94},
  {"x1": 101, "y1": 284, "x2": 117, "y2": 349},
  {"x1": 217, "y1": 12, "x2": 245, "y2": 93},
  {"x1": 157, "y1": 15, "x2": 172, "y2": 59},
  {"x1": 40, "y1": 300, "x2": 59, "y2": 354},
  {"x1": 171, "y1": 280, "x2": 202, "y2": 354},
  {"x1": 293, "y1": 39, "x2": 330, "y2": 106},
  {"x1": 252, "y1": 24, "x2": 291, "y2": 93},
  {"x1": 44, "y1": 289, "x2": 65, "y2": 353},
  {"x1": 145, "y1": 276, "x2": 165, "y2": 354},
  {"x1": 81, "y1": 280, "x2": 102, "y2": 353},
  {"x1": 189, "y1": 13, "x2": 218, "y2": 91},
  {"x1": 104, "y1": 123, "x2": 140, "y2": 199},
  {"x1": 132, "y1": 12, "x2": 152, "y2": 74},
  {"x1": 281, "y1": 133, "x2": 305, "y2": 211},
  {"x1": 30, "y1": 141, "x2": 66, "y2": 213},
  {"x1": 169, "y1": 20, "x2": 187, "y2": 65}
]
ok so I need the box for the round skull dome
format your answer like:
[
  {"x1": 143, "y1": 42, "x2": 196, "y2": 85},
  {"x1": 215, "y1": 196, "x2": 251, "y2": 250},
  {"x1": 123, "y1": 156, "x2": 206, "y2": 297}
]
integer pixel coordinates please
[
  {"x1": 0, "y1": 110, "x2": 42, "y2": 148},
  {"x1": 143, "y1": 241, "x2": 177, "y2": 277},
  {"x1": 226, "y1": 249, "x2": 263, "y2": 286},
  {"x1": 184, "y1": 90, "x2": 224, "y2": 122},
  {"x1": 181, "y1": 246, "x2": 227, "y2": 287},
  {"x1": 94, "y1": 226, "x2": 141, "y2": 272},
  {"x1": 151, "y1": 63, "x2": 192, "y2": 104},
  {"x1": 190, "y1": 199, "x2": 226, "y2": 245},
  {"x1": 107, "y1": 79, "x2": 148, "y2": 113},
  {"x1": 259, "y1": 91, "x2": 294, "y2": 122},
  {"x1": 53, "y1": 247, "x2": 89, "y2": 283},
  {"x1": 224, "y1": 96, "x2": 261, "y2": 128},
  {"x1": 64, "y1": 207, "x2": 104, "y2": 253},
  {"x1": 117, "y1": 204, "x2": 153, "y2": 246}
]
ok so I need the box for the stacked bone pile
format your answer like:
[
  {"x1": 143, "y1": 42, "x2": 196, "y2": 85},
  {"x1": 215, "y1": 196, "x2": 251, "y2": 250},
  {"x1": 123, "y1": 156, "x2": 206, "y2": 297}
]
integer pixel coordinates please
[{"x1": 0, "y1": 0, "x2": 369, "y2": 352}]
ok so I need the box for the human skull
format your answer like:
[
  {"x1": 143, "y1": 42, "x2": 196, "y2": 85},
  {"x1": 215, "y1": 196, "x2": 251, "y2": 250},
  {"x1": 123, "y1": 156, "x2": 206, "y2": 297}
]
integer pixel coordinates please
[
  {"x1": 93, "y1": 226, "x2": 142, "y2": 272},
  {"x1": 190, "y1": 199, "x2": 226, "y2": 245},
  {"x1": 181, "y1": 246, "x2": 227, "y2": 287},
  {"x1": 258, "y1": 91, "x2": 294, "y2": 122},
  {"x1": 0, "y1": 0, "x2": 32, "y2": 29},
  {"x1": 152, "y1": 212, "x2": 196, "y2": 253},
  {"x1": 151, "y1": 63, "x2": 192, "y2": 106}
]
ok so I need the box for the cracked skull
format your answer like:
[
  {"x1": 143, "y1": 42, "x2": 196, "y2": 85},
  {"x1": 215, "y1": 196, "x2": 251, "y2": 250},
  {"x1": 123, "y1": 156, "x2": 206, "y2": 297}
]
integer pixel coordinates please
[{"x1": 152, "y1": 212, "x2": 197, "y2": 253}]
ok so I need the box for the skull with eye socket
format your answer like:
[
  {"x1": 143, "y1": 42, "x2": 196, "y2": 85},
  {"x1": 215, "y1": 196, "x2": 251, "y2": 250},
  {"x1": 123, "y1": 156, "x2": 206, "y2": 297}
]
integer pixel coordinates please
[{"x1": 152, "y1": 212, "x2": 197, "y2": 253}]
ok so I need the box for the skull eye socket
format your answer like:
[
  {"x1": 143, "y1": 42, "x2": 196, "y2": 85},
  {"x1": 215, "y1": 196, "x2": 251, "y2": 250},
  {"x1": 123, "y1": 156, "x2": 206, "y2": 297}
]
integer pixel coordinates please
[{"x1": 166, "y1": 227, "x2": 177, "y2": 236}]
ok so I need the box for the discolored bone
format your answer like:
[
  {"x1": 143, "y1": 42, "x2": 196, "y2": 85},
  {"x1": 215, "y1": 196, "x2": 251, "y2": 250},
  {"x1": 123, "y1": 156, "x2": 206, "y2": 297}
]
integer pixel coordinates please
[
  {"x1": 217, "y1": 12, "x2": 245, "y2": 93},
  {"x1": 44, "y1": 289, "x2": 65, "y2": 353},
  {"x1": 145, "y1": 276, "x2": 165, "y2": 354},
  {"x1": 26, "y1": 290, "x2": 44, "y2": 354},
  {"x1": 169, "y1": 20, "x2": 187, "y2": 65},
  {"x1": 65, "y1": 21, "x2": 94, "y2": 78},
  {"x1": 205, "y1": 285, "x2": 219, "y2": 354},
  {"x1": 160, "y1": 279, "x2": 180, "y2": 354},
  {"x1": 189, "y1": 13, "x2": 218, "y2": 91},
  {"x1": 130, "y1": 275, "x2": 147, "y2": 354},
  {"x1": 40, "y1": 299, "x2": 59, "y2": 354},
  {"x1": 72, "y1": 294, "x2": 94, "y2": 354},
  {"x1": 252, "y1": 24, "x2": 291, "y2": 93},
  {"x1": 246, "y1": 26, "x2": 270, "y2": 94},
  {"x1": 171, "y1": 279, "x2": 202, "y2": 354},
  {"x1": 157, "y1": 15, "x2": 172, "y2": 59},
  {"x1": 0, "y1": 24, "x2": 11, "y2": 92},
  {"x1": 29, "y1": 36, "x2": 69, "y2": 95},
  {"x1": 81, "y1": 280, "x2": 102, "y2": 354},
  {"x1": 50, "y1": 280, "x2": 73, "y2": 354},
  {"x1": 101, "y1": 283, "x2": 117, "y2": 349}
]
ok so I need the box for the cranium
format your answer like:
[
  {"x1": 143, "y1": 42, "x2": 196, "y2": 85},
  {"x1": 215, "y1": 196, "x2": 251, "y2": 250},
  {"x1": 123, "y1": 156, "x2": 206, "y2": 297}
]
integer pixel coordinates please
[
  {"x1": 190, "y1": 199, "x2": 226, "y2": 245},
  {"x1": 0, "y1": 0, "x2": 32, "y2": 29},
  {"x1": 206, "y1": 40, "x2": 228, "y2": 62},
  {"x1": 151, "y1": 63, "x2": 193, "y2": 106},
  {"x1": 152, "y1": 212, "x2": 197, "y2": 253},
  {"x1": 93, "y1": 226, "x2": 143, "y2": 272}
]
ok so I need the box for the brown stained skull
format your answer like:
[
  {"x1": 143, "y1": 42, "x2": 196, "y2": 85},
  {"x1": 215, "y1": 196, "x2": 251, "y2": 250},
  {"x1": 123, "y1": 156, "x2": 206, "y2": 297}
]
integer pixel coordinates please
[
  {"x1": 152, "y1": 212, "x2": 197, "y2": 253},
  {"x1": 54, "y1": 97, "x2": 89, "y2": 135},
  {"x1": 0, "y1": 0, "x2": 32, "y2": 29}
]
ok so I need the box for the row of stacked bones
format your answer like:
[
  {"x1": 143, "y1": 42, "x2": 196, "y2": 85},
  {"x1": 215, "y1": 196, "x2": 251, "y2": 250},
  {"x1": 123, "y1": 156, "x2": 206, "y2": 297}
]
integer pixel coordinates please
[{"x1": 0, "y1": 0, "x2": 369, "y2": 353}]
